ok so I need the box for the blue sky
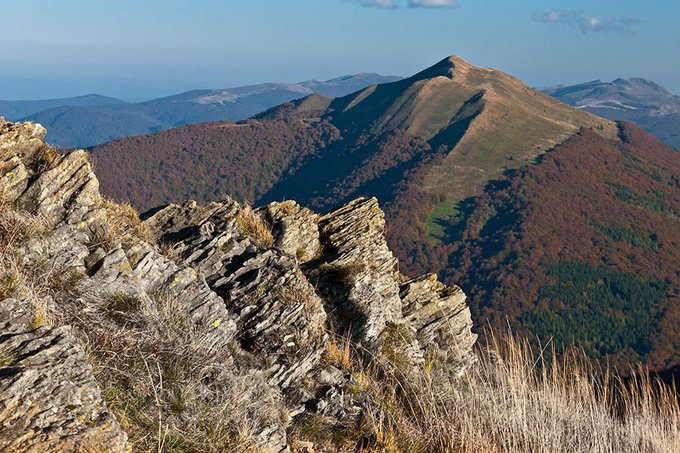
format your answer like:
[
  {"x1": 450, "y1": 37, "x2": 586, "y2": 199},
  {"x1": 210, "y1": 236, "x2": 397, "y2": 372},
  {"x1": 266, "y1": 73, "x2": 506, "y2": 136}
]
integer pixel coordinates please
[{"x1": 0, "y1": 0, "x2": 678, "y2": 100}]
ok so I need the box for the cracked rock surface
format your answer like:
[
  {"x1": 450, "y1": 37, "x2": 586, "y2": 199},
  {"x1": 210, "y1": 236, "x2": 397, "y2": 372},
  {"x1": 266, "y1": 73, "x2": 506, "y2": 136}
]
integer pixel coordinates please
[
  {"x1": 0, "y1": 118, "x2": 129, "y2": 451},
  {"x1": 0, "y1": 326, "x2": 128, "y2": 453}
]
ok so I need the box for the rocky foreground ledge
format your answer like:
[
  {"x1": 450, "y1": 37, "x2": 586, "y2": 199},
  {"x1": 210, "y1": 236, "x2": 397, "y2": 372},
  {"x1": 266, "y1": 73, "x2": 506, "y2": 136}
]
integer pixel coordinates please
[{"x1": 0, "y1": 119, "x2": 476, "y2": 452}]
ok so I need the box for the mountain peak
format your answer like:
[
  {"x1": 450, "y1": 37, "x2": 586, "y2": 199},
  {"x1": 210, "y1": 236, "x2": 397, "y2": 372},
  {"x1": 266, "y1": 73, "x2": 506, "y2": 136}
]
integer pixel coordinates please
[
  {"x1": 411, "y1": 55, "x2": 476, "y2": 81},
  {"x1": 444, "y1": 54, "x2": 473, "y2": 66}
]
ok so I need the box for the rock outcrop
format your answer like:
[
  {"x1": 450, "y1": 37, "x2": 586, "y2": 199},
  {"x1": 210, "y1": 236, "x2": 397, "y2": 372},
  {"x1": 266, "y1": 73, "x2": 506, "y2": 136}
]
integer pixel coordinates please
[
  {"x1": 0, "y1": 118, "x2": 477, "y2": 452},
  {"x1": 400, "y1": 274, "x2": 476, "y2": 375},
  {"x1": 259, "y1": 200, "x2": 320, "y2": 263},
  {"x1": 312, "y1": 197, "x2": 403, "y2": 346},
  {"x1": 0, "y1": 119, "x2": 130, "y2": 451}
]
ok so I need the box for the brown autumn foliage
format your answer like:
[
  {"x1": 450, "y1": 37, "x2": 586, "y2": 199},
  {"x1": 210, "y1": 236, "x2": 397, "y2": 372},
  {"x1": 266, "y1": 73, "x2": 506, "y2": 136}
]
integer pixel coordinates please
[
  {"x1": 91, "y1": 117, "x2": 340, "y2": 211},
  {"x1": 430, "y1": 124, "x2": 680, "y2": 369}
]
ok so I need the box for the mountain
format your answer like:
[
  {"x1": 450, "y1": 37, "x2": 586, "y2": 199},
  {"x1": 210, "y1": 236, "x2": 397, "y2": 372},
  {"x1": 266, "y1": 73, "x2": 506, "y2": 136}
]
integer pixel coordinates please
[
  {"x1": 9, "y1": 73, "x2": 401, "y2": 148},
  {"x1": 88, "y1": 56, "x2": 680, "y2": 367},
  {"x1": 0, "y1": 94, "x2": 126, "y2": 121},
  {"x1": 443, "y1": 124, "x2": 680, "y2": 368},
  {"x1": 91, "y1": 56, "x2": 615, "y2": 211},
  {"x1": 541, "y1": 78, "x2": 680, "y2": 149},
  {"x1": 300, "y1": 72, "x2": 404, "y2": 97},
  {"x1": 5, "y1": 112, "x2": 678, "y2": 453}
]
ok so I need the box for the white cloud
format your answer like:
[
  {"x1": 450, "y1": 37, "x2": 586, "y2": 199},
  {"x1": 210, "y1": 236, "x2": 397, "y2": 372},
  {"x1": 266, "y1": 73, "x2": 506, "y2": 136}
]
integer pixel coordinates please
[
  {"x1": 408, "y1": 0, "x2": 459, "y2": 7},
  {"x1": 532, "y1": 9, "x2": 641, "y2": 35}
]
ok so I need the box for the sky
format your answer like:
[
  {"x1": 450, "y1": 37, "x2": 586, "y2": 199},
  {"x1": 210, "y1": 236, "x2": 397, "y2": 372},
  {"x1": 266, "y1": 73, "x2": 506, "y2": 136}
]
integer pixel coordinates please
[{"x1": 0, "y1": 0, "x2": 678, "y2": 100}]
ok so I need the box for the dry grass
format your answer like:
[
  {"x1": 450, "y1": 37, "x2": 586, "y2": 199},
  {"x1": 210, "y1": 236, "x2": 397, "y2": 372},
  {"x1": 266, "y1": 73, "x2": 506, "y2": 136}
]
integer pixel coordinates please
[
  {"x1": 35, "y1": 144, "x2": 63, "y2": 172},
  {"x1": 442, "y1": 333, "x2": 680, "y2": 453},
  {"x1": 0, "y1": 207, "x2": 63, "y2": 328},
  {"x1": 100, "y1": 197, "x2": 154, "y2": 248},
  {"x1": 55, "y1": 289, "x2": 287, "y2": 453},
  {"x1": 303, "y1": 330, "x2": 680, "y2": 453},
  {"x1": 0, "y1": 344, "x2": 18, "y2": 367},
  {"x1": 158, "y1": 240, "x2": 182, "y2": 264},
  {"x1": 324, "y1": 334, "x2": 354, "y2": 372},
  {"x1": 236, "y1": 205, "x2": 274, "y2": 248}
]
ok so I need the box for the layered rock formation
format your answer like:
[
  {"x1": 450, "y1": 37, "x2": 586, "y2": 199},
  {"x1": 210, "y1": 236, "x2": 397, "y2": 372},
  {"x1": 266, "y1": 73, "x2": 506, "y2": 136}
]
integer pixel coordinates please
[
  {"x1": 0, "y1": 118, "x2": 476, "y2": 451},
  {"x1": 0, "y1": 119, "x2": 129, "y2": 451},
  {"x1": 0, "y1": 326, "x2": 128, "y2": 452}
]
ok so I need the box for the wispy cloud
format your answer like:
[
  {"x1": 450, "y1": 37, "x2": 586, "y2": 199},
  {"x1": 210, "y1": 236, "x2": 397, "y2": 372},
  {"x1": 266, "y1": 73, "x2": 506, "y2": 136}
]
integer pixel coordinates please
[
  {"x1": 348, "y1": 0, "x2": 459, "y2": 9},
  {"x1": 358, "y1": 0, "x2": 397, "y2": 8},
  {"x1": 533, "y1": 10, "x2": 641, "y2": 35},
  {"x1": 408, "y1": 0, "x2": 459, "y2": 8}
]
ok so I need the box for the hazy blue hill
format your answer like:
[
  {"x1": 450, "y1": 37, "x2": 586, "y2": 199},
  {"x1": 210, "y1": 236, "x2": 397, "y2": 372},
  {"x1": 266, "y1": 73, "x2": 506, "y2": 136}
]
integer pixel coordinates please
[
  {"x1": 541, "y1": 78, "x2": 680, "y2": 149},
  {"x1": 0, "y1": 94, "x2": 126, "y2": 121},
  {"x1": 27, "y1": 105, "x2": 162, "y2": 149}
]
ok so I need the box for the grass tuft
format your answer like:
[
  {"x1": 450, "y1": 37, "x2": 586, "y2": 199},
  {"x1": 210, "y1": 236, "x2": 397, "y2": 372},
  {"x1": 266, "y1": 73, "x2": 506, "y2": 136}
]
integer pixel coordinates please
[
  {"x1": 0, "y1": 345, "x2": 18, "y2": 368},
  {"x1": 236, "y1": 205, "x2": 274, "y2": 248},
  {"x1": 324, "y1": 334, "x2": 353, "y2": 371},
  {"x1": 100, "y1": 197, "x2": 154, "y2": 249}
]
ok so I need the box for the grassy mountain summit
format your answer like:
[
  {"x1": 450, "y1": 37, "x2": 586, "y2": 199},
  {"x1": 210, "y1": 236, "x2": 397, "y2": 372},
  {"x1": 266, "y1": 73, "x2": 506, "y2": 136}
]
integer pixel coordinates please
[
  {"x1": 326, "y1": 55, "x2": 617, "y2": 200},
  {"x1": 88, "y1": 56, "x2": 680, "y2": 367}
]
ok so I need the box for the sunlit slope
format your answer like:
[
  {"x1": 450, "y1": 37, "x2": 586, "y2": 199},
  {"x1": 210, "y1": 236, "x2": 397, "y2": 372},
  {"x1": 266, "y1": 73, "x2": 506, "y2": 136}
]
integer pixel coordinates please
[{"x1": 327, "y1": 56, "x2": 617, "y2": 199}]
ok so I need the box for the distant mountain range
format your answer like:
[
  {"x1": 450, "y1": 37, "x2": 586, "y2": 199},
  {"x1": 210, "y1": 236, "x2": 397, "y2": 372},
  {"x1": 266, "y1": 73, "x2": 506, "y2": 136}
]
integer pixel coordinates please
[
  {"x1": 6, "y1": 73, "x2": 677, "y2": 152},
  {"x1": 0, "y1": 73, "x2": 401, "y2": 147},
  {"x1": 541, "y1": 78, "x2": 680, "y2": 149}
]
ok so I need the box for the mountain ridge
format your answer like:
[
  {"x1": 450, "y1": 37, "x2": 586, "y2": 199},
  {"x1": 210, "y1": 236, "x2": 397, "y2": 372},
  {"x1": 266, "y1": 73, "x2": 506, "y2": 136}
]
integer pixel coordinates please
[
  {"x1": 6, "y1": 73, "x2": 401, "y2": 148},
  {"x1": 254, "y1": 55, "x2": 616, "y2": 204},
  {"x1": 0, "y1": 94, "x2": 127, "y2": 120}
]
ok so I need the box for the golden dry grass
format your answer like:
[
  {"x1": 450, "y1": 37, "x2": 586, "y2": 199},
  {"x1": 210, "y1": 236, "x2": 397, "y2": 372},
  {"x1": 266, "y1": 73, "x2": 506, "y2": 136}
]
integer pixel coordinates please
[
  {"x1": 100, "y1": 197, "x2": 154, "y2": 248},
  {"x1": 56, "y1": 289, "x2": 286, "y2": 453},
  {"x1": 0, "y1": 208, "x2": 60, "y2": 328},
  {"x1": 324, "y1": 334, "x2": 354, "y2": 372},
  {"x1": 236, "y1": 205, "x2": 274, "y2": 248},
  {"x1": 313, "y1": 330, "x2": 680, "y2": 453},
  {"x1": 158, "y1": 240, "x2": 182, "y2": 264}
]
